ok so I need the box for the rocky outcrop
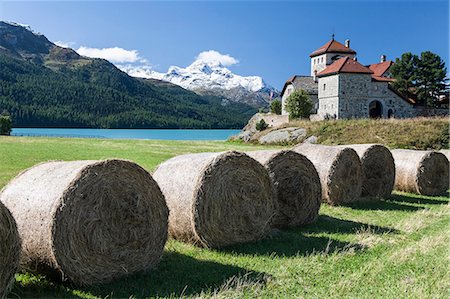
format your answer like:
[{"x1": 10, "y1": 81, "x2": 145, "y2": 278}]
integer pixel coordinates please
[
  {"x1": 230, "y1": 113, "x2": 290, "y2": 142},
  {"x1": 259, "y1": 127, "x2": 307, "y2": 144}
]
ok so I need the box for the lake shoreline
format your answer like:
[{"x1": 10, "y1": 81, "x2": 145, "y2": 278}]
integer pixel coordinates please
[{"x1": 10, "y1": 128, "x2": 241, "y2": 141}]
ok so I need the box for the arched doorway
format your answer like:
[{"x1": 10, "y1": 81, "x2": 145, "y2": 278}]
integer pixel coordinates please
[{"x1": 369, "y1": 101, "x2": 383, "y2": 118}]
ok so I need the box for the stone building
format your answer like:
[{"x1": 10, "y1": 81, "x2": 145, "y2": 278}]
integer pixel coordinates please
[
  {"x1": 281, "y1": 76, "x2": 318, "y2": 114},
  {"x1": 281, "y1": 36, "x2": 417, "y2": 120}
]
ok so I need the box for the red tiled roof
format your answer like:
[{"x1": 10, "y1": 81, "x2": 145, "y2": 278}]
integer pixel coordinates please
[
  {"x1": 310, "y1": 39, "x2": 357, "y2": 57},
  {"x1": 372, "y1": 76, "x2": 395, "y2": 82},
  {"x1": 368, "y1": 61, "x2": 393, "y2": 77},
  {"x1": 317, "y1": 57, "x2": 373, "y2": 77}
]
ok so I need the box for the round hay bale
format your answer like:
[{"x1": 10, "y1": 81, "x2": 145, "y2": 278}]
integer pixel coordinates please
[
  {"x1": 0, "y1": 160, "x2": 168, "y2": 286},
  {"x1": 439, "y1": 149, "x2": 450, "y2": 162},
  {"x1": 0, "y1": 202, "x2": 20, "y2": 299},
  {"x1": 153, "y1": 151, "x2": 277, "y2": 248},
  {"x1": 391, "y1": 149, "x2": 449, "y2": 196},
  {"x1": 342, "y1": 144, "x2": 395, "y2": 198},
  {"x1": 246, "y1": 150, "x2": 321, "y2": 228},
  {"x1": 292, "y1": 143, "x2": 362, "y2": 205}
]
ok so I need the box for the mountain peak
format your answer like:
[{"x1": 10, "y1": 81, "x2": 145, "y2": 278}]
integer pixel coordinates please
[
  {"x1": 189, "y1": 59, "x2": 224, "y2": 70},
  {"x1": 0, "y1": 20, "x2": 53, "y2": 57},
  {"x1": 121, "y1": 55, "x2": 278, "y2": 108},
  {"x1": 1, "y1": 21, "x2": 41, "y2": 35}
]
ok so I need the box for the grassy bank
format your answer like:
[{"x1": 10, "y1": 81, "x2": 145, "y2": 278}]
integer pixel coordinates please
[
  {"x1": 1, "y1": 136, "x2": 449, "y2": 298},
  {"x1": 254, "y1": 117, "x2": 449, "y2": 150}
]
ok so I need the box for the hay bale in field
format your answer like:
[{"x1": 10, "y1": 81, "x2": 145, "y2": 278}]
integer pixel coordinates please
[
  {"x1": 246, "y1": 150, "x2": 321, "y2": 228},
  {"x1": 391, "y1": 149, "x2": 449, "y2": 196},
  {"x1": 0, "y1": 202, "x2": 20, "y2": 299},
  {"x1": 153, "y1": 151, "x2": 277, "y2": 248},
  {"x1": 342, "y1": 144, "x2": 395, "y2": 198},
  {"x1": 292, "y1": 143, "x2": 362, "y2": 205},
  {"x1": 439, "y1": 149, "x2": 450, "y2": 162},
  {"x1": 0, "y1": 160, "x2": 168, "y2": 286}
]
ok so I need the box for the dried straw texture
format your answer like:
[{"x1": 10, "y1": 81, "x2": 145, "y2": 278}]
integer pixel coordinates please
[
  {"x1": 343, "y1": 144, "x2": 395, "y2": 198},
  {"x1": 0, "y1": 160, "x2": 168, "y2": 286},
  {"x1": 292, "y1": 143, "x2": 362, "y2": 205},
  {"x1": 439, "y1": 149, "x2": 450, "y2": 162},
  {"x1": 245, "y1": 150, "x2": 321, "y2": 228},
  {"x1": 153, "y1": 151, "x2": 277, "y2": 248},
  {"x1": 0, "y1": 202, "x2": 20, "y2": 299},
  {"x1": 392, "y1": 149, "x2": 449, "y2": 196}
]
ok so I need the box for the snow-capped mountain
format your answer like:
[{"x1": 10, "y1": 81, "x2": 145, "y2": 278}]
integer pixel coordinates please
[{"x1": 119, "y1": 59, "x2": 279, "y2": 108}]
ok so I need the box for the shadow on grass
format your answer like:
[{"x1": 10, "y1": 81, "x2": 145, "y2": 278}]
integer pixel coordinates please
[
  {"x1": 80, "y1": 252, "x2": 266, "y2": 298},
  {"x1": 301, "y1": 215, "x2": 399, "y2": 235},
  {"x1": 219, "y1": 215, "x2": 396, "y2": 257},
  {"x1": 220, "y1": 234, "x2": 362, "y2": 257},
  {"x1": 388, "y1": 192, "x2": 450, "y2": 205},
  {"x1": 343, "y1": 198, "x2": 424, "y2": 211},
  {"x1": 10, "y1": 274, "x2": 83, "y2": 299}
]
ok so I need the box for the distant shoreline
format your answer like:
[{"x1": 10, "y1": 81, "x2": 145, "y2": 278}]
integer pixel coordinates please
[{"x1": 10, "y1": 128, "x2": 241, "y2": 141}]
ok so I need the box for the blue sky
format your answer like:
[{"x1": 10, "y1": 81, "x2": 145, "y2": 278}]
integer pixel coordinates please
[{"x1": 1, "y1": 0, "x2": 448, "y2": 89}]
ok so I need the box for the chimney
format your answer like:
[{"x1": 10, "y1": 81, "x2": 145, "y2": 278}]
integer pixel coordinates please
[
  {"x1": 345, "y1": 39, "x2": 350, "y2": 48},
  {"x1": 380, "y1": 55, "x2": 386, "y2": 62}
]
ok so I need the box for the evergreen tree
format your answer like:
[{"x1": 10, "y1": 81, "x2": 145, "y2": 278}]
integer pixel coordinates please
[
  {"x1": 390, "y1": 52, "x2": 418, "y2": 101},
  {"x1": 285, "y1": 90, "x2": 313, "y2": 119},
  {"x1": 415, "y1": 51, "x2": 447, "y2": 106},
  {"x1": 391, "y1": 51, "x2": 448, "y2": 107},
  {"x1": 0, "y1": 111, "x2": 12, "y2": 135}
]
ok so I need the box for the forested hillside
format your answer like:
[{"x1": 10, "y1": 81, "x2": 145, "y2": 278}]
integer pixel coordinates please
[{"x1": 0, "y1": 21, "x2": 256, "y2": 128}]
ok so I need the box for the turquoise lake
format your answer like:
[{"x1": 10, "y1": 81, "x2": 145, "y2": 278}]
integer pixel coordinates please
[{"x1": 11, "y1": 128, "x2": 241, "y2": 141}]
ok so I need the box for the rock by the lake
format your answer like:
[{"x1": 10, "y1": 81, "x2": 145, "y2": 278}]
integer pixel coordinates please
[
  {"x1": 259, "y1": 127, "x2": 307, "y2": 144},
  {"x1": 231, "y1": 112, "x2": 290, "y2": 142},
  {"x1": 237, "y1": 130, "x2": 253, "y2": 142},
  {"x1": 305, "y1": 135, "x2": 318, "y2": 144}
]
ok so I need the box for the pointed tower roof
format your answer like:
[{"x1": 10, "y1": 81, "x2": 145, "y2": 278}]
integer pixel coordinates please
[
  {"x1": 317, "y1": 57, "x2": 373, "y2": 77},
  {"x1": 310, "y1": 38, "x2": 357, "y2": 58}
]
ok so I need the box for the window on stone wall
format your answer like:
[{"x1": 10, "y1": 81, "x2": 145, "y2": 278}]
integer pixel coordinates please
[{"x1": 323, "y1": 84, "x2": 326, "y2": 91}]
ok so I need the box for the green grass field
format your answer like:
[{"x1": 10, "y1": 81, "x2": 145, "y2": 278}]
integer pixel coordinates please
[{"x1": 0, "y1": 136, "x2": 449, "y2": 299}]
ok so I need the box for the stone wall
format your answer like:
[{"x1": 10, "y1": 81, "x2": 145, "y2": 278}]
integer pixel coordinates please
[
  {"x1": 369, "y1": 82, "x2": 415, "y2": 118},
  {"x1": 281, "y1": 85, "x2": 294, "y2": 115},
  {"x1": 316, "y1": 75, "x2": 340, "y2": 118},
  {"x1": 315, "y1": 73, "x2": 416, "y2": 120},
  {"x1": 413, "y1": 107, "x2": 449, "y2": 117}
]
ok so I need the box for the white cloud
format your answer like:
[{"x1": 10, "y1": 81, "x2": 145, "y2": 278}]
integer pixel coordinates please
[
  {"x1": 195, "y1": 50, "x2": 239, "y2": 66},
  {"x1": 76, "y1": 46, "x2": 144, "y2": 63},
  {"x1": 54, "y1": 41, "x2": 75, "y2": 48}
]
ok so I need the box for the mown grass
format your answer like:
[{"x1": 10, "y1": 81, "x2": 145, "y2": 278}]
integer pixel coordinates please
[
  {"x1": 1, "y1": 136, "x2": 449, "y2": 299},
  {"x1": 254, "y1": 117, "x2": 449, "y2": 150}
]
